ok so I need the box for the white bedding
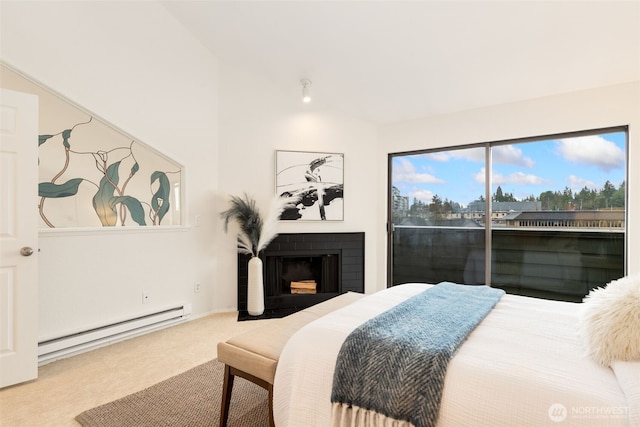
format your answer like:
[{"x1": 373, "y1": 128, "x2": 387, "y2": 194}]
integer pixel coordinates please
[{"x1": 273, "y1": 283, "x2": 639, "y2": 427}]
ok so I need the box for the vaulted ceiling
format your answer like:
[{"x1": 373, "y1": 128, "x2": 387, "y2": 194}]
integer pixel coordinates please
[{"x1": 163, "y1": 1, "x2": 640, "y2": 125}]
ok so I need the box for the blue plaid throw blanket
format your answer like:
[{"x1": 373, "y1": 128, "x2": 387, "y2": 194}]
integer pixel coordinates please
[{"x1": 331, "y1": 282, "x2": 505, "y2": 427}]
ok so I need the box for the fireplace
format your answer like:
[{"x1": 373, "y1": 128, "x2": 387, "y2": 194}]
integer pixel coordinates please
[
  {"x1": 270, "y1": 254, "x2": 340, "y2": 295},
  {"x1": 237, "y1": 232, "x2": 364, "y2": 319}
]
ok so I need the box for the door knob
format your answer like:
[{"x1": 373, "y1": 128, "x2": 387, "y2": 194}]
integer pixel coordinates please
[{"x1": 20, "y1": 247, "x2": 34, "y2": 257}]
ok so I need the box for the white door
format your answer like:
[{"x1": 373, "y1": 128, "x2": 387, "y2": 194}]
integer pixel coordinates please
[{"x1": 0, "y1": 88, "x2": 39, "y2": 388}]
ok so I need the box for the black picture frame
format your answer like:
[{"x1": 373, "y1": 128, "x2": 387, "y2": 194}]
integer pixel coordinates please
[{"x1": 275, "y1": 150, "x2": 344, "y2": 221}]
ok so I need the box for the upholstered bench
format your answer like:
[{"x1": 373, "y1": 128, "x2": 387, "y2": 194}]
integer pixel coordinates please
[{"x1": 217, "y1": 291, "x2": 364, "y2": 427}]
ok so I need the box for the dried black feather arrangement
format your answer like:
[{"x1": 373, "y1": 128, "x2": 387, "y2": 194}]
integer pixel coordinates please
[{"x1": 220, "y1": 192, "x2": 300, "y2": 257}]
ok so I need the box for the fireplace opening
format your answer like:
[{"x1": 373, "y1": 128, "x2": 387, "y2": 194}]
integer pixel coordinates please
[{"x1": 276, "y1": 254, "x2": 339, "y2": 295}]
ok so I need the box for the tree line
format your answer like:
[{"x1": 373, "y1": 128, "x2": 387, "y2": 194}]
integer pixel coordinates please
[
  {"x1": 496, "y1": 180, "x2": 625, "y2": 211},
  {"x1": 406, "y1": 180, "x2": 625, "y2": 218}
]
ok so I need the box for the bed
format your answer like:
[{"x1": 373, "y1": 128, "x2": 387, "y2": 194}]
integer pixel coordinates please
[{"x1": 273, "y1": 283, "x2": 639, "y2": 427}]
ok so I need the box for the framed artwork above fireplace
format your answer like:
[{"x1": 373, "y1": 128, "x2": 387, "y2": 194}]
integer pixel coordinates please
[{"x1": 275, "y1": 150, "x2": 344, "y2": 221}]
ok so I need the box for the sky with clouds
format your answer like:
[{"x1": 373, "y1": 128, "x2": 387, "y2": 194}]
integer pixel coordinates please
[{"x1": 391, "y1": 130, "x2": 626, "y2": 207}]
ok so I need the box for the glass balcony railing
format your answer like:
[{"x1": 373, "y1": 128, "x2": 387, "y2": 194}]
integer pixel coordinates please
[{"x1": 391, "y1": 226, "x2": 624, "y2": 302}]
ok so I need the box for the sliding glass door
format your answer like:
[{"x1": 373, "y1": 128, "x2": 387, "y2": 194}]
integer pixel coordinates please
[{"x1": 389, "y1": 127, "x2": 627, "y2": 301}]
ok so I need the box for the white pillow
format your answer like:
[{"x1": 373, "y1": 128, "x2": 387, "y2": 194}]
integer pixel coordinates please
[{"x1": 578, "y1": 274, "x2": 640, "y2": 366}]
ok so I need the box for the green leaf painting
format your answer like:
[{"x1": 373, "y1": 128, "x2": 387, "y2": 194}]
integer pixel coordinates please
[
  {"x1": 110, "y1": 196, "x2": 146, "y2": 226},
  {"x1": 61, "y1": 129, "x2": 72, "y2": 148},
  {"x1": 39, "y1": 134, "x2": 55, "y2": 146},
  {"x1": 38, "y1": 178, "x2": 84, "y2": 198},
  {"x1": 92, "y1": 161, "x2": 121, "y2": 226},
  {"x1": 151, "y1": 171, "x2": 171, "y2": 225},
  {"x1": 8, "y1": 66, "x2": 183, "y2": 228},
  {"x1": 36, "y1": 118, "x2": 180, "y2": 227}
]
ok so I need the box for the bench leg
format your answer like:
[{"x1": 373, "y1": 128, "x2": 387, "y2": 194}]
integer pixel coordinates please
[
  {"x1": 220, "y1": 364, "x2": 234, "y2": 427},
  {"x1": 220, "y1": 364, "x2": 275, "y2": 427},
  {"x1": 268, "y1": 384, "x2": 275, "y2": 427}
]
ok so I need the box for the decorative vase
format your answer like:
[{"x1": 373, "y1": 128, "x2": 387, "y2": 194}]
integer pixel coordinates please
[{"x1": 247, "y1": 256, "x2": 265, "y2": 316}]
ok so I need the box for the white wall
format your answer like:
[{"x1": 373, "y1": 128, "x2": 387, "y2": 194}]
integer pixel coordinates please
[
  {"x1": 215, "y1": 63, "x2": 380, "y2": 310},
  {"x1": 1, "y1": 1, "x2": 220, "y2": 340},
  {"x1": 0, "y1": 1, "x2": 379, "y2": 341},
  {"x1": 377, "y1": 82, "x2": 640, "y2": 283}
]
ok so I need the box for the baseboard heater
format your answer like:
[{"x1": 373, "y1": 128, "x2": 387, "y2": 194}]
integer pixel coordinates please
[{"x1": 38, "y1": 304, "x2": 191, "y2": 365}]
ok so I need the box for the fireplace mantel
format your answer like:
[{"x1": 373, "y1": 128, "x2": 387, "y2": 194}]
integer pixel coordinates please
[{"x1": 237, "y1": 232, "x2": 364, "y2": 319}]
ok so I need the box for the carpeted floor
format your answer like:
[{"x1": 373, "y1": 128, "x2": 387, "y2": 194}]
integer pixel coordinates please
[{"x1": 75, "y1": 359, "x2": 269, "y2": 427}]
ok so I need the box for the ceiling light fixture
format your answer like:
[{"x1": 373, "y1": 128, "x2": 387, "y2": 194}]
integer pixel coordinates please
[{"x1": 301, "y1": 79, "x2": 312, "y2": 103}]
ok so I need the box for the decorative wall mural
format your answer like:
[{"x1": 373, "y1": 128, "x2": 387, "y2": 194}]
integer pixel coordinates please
[
  {"x1": 1, "y1": 64, "x2": 183, "y2": 228},
  {"x1": 275, "y1": 150, "x2": 344, "y2": 221}
]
